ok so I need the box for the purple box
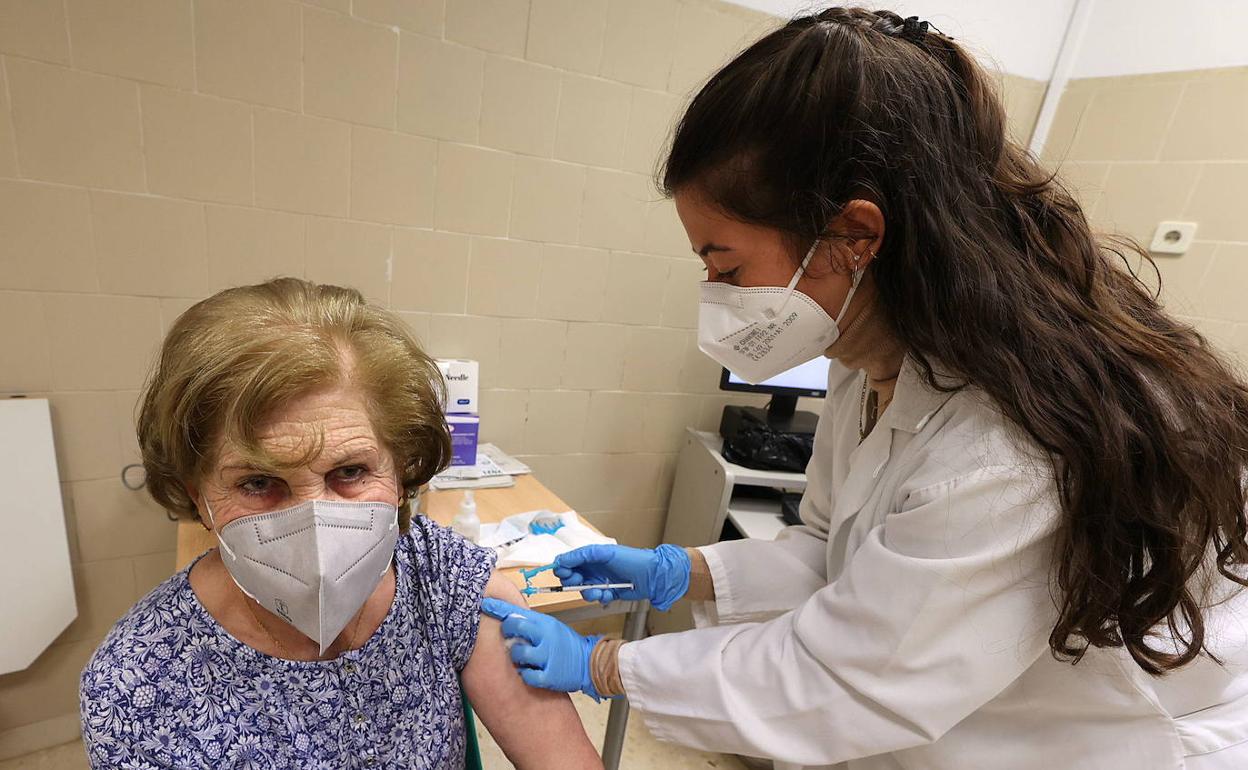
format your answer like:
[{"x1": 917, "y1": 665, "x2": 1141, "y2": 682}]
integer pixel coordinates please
[{"x1": 446, "y1": 413, "x2": 479, "y2": 466}]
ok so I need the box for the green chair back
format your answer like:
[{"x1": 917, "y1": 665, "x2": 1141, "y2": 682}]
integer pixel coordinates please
[{"x1": 461, "y1": 678, "x2": 484, "y2": 770}]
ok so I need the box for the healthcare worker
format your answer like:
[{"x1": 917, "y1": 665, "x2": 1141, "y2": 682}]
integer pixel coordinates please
[{"x1": 483, "y1": 7, "x2": 1248, "y2": 769}]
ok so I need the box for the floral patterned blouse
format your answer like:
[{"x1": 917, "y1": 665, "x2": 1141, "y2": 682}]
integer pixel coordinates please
[{"x1": 79, "y1": 517, "x2": 497, "y2": 770}]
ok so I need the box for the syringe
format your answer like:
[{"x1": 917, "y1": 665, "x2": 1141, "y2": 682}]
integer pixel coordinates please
[{"x1": 521, "y1": 582, "x2": 634, "y2": 596}]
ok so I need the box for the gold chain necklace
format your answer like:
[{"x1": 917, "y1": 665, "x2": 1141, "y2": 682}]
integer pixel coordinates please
[{"x1": 243, "y1": 595, "x2": 365, "y2": 661}]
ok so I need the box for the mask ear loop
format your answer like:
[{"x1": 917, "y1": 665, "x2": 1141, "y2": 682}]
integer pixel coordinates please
[
  {"x1": 833, "y1": 249, "x2": 870, "y2": 327},
  {"x1": 203, "y1": 497, "x2": 237, "y2": 560},
  {"x1": 768, "y1": 239, "x2": 823, "y2": 319}
]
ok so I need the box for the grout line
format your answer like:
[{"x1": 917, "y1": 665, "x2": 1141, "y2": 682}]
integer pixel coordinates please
[
  {"x1": 61, "y1": 0, "x2": 75, "y2": 66},
  {"x1": 135, "y1": 84, "x2": 150, "y2": 193},
  {"x1": 189, "y1": 0, "x2": 199, "y2": 92},
  {"x1": 299, "y1": 4, "x2": 306, "y2": 114}
]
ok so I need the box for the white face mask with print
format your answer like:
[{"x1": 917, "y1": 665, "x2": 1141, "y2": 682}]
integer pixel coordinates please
[
  {"x1": 697, "y1": 239, "x2": 863, "y2": 384},
  {"x1": 206, "y1": 498, "x2": 399, "y2": 654}
]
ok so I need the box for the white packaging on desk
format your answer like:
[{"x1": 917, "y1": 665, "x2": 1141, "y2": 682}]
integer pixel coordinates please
[
  {"x1": 479, "y1": 510, "x2": 617, "y2": 567},
  {"x1": 435, "y1": 359, "x2": 478, "y2": 414}
]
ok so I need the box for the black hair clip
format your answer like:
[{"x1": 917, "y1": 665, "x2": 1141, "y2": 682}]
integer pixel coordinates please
[{"x1": 901, "y1": 16, "x2": 930, "y2": 41}]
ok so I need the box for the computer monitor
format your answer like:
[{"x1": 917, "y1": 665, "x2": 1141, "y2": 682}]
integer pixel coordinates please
[{"x1": 719, "y1": 357, "x2": 829, "y2": 433}]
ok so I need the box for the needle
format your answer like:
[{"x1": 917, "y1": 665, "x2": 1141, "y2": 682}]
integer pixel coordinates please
[{"x1": 521, "y1": 582, "x2": 634, "y2": 596}]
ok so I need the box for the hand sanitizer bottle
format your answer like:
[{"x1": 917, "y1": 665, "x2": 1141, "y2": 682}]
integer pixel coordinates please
[{"x1": 452, "y1": 490, "x2": 480, "y2": 543}]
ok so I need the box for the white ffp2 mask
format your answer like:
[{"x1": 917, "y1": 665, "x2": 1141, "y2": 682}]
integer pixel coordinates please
[
  {"x1": 697, "y1": 240, "x2": 862, "y2": 384},
  {"x1": 208, "y1": 499, "x2": 399, "y2": 654}
]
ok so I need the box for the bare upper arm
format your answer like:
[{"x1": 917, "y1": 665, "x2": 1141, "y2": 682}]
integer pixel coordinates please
[{"x1": 462, "y1": 573, "x2": 603, "y2": 770}]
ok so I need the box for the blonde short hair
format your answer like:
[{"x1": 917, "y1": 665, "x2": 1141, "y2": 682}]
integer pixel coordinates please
[{"x1": 138, "y1": 277, "x2": 450, "y2": 530}]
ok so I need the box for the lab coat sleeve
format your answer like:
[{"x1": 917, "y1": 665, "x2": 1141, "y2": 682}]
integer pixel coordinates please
[
  {"x1": 691, "y1": 526, "x2": 830, "y2": 625},
  {"x1": 619, "y1": 464, "x2": 1059, "y2": 765}
]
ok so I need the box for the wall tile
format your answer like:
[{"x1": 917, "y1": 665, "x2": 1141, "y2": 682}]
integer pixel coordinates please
[
  {"x1": 71, "y1": 478, "x2": 176, "y2": 561},
  {"x1": 1040, "y1": 81, "x2": 1093, "y2": 163},
  {"x1": 391, "y1": 229, "x2": 470, "y2": 313},
  {"x1": 132, "y1": 550, "x2": 177, "y2": 597},
  {"x1": 1064, "y1": 80, "x2": 1184, "y2": 162},
  {"x1": 0, "y1": 180, "x2": 95, "y2": 292},
  {"x1": 66, "y1": 0, "x2": 194, "y2": 87},
  {"x1": 6, "y1": 59, "x2": 143, "y2": 190},
  {"x1": 44, "y1": 294, "x2": 161, "y2": 391},
  {"x1": 499, "y1": 319, "x2": 565, "y2": 389},
  {"x1": 999, "y1": 73, "x2": 1045, "y2": 146},
  {"x1": 1184, "y1": 163, "x2": 1248, "y2": 242},
  {"x1": 562, "y1": 322, "x2": 628, "y2": 390},
  {"x1": 621, "y1": 326, "x2": 686, "y2": 392},
  {"x1": 1053, "y1": 162, "x2": 1110, "y2": 220},
  {"x1": 623, "y1": 88, "x2": 679, "y2": 175},
  {"x1": 141, "y1": 86, "x2": 253, "y2": 205},
  {"x1": 350, "y1": 127, "x2": 436, "y2": 226},
  {"x1": 509, "y1": 156, "x2": 585, "y2": 243},
  {"x1": 1162, "y1": 72, "x2": 1248, "y2": 161},
  {"x1": 526, "y1": 0, "x2": 606, "y2": 74},
  {"x1": 254, "y1": 108, "x2": 350, "y2": 217},
  {"x1": 426, "y1": 314, "x2": 503, "y2": 387},
  {"x1": 396, "y1": 310, "x2": 430, "y2": 343},
  {"x1": 91, "y1": 191, "x2": 208, "y2": 298},
  {"x1": 0, "y1": 640, "x2": 96, "y2": 730},
  {"x1": 302, "y1": 0, "x2": 350, "y2": 10},
  {"x1": 661, "y1": 257, "x2": 701, "y2": 329},
  {"x1": 640, "y1": 393, "x2": 701, "y2": 453},
  {"x1": 669, "y1": 1, "x2": 752, "y2": 95},
  {"x1": 0, "y1": 292, "x2": 51, "y2": 392},
  {"x1": 0, "y1": 0, "x2": 70, "y2": 63},
  {"x1": 195, "y1": 0, "x2": 301, "y2": 110},
  {"x1": 523, "y1": 389, "x2": 589, "y2": 453},
  {"x1": 205, "y1": 205, "x2": 305, "y2": 291},
  {"x1": 1197, "y1": 243, "x2": 1248, "y2": 324},
  {"x1": 583, "y1": 391, "x2": 647, "y2": 452},
  {"x1": 354, "y1": 0, "x2": 442, "y2": 35},
  {"x1": 536, "y1": 244, "x2": 608, "y2": 322},
  {"x1": 477, "y1": 388, "x2": 527, "y2": 450},
  {"x1": 600, "y1": 0, "x2": 677, "y2": 91},
  {"x1": 479, "y1": 56, "x2": 560, "y2": 156},
  {"x1": 445, "y1": 0, "x2": 529, "y2": 56},
  {"x1": 467, "y1": 237, "x2": 541, "y2": 317},
  {"x1": 47, "y1": 392, "x2": 119, "y2": 483},
  {"x1": 1098, "y1": 163, "x2": 1201, "y2": 244},
  {"x1": 580, "y1": 169, "x2": 651, "y2": 251},
  {"x1": 602, "y1": 251, "x2": 668, "y2": 325},
  {"x1": 643, "y1": 196, "x2": 692, "y2": 257},
  {"x1": 680, "y1": 330, "x2": 723, "y2": 394},
  {"x1": 434, "y1": 143, "x2": 514, "y2": 235},
  {"x1": 304, "y1": 7, "x2": 398, "y2": 129},
  {"x1": 158, "y1": 298, "x2": 198, "y2": 336},
  {"x1": 0, "y1": 59, "x2": 15, "y2": 177},
  {"x1": 555, "y1": 73, "x2": 630, "y2": 167},
  {"x1": 114, "y1": 390, "x2": 142, "y2": 465},
  {"x1": 304, "y1": 217, "x2": 391, "y2": 304},
  {"x1": 56, "y1": 557, "x2": 136, "y2": 644},
  {"x1": 1139, "y1": 241, "x2": 1217, "y2": 317},
  {"x1": 398, "y1": 35, "x2": 484, "y2": 143}
]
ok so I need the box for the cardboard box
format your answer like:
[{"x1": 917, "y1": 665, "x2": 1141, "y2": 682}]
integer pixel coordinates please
[{"x1": 446, "y1": 413, "x2": 479, "y2": 466}]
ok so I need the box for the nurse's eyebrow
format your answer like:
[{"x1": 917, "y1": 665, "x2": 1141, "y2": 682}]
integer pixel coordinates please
[{"x1": 696, "y1": 243, "x2": 731, "y2": 257}]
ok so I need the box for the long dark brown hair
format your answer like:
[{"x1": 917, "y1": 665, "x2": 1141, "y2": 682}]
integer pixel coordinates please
[{"x1": 663, "y1": 6, "x2": 1248, "y2": 674}]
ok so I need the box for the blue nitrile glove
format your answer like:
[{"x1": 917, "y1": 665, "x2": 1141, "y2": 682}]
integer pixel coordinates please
[
  {"x1": 553, "y1": 544, "x2": 691, "y2": 611},
  {"x1": 480, "y1": 598, "x2": 605, "y2": 701}
]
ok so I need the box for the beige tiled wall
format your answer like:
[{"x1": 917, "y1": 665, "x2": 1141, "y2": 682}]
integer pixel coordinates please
[
  {"x1": 0, "y1": 0, "x2": 1049, "y2": 759},
  {"x1": 1044, "y1": 67, "x2": 1248, "y2": 366}
]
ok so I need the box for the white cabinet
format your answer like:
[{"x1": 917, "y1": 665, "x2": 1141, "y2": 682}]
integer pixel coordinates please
[{"x1": 653, "y1": 428, "x2": 807, "y2": 634}]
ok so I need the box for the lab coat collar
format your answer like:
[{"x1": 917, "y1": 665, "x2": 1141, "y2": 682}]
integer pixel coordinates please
[{"x1": 876, "y1": 356, "x2": 962, "y2": 434}]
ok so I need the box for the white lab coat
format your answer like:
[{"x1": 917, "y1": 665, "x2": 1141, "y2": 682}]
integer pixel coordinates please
[{"x1": 619, "y1": 357, "x2": 1248, "y2": 769}]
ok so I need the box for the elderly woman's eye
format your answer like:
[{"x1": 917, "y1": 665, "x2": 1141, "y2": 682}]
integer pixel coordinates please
[
  {"x1": 238, "y1": 475, "x2": 280, "y2": 496},
  {"x1": 334, "y1": 465, "x2": 369, "y2": 483}
]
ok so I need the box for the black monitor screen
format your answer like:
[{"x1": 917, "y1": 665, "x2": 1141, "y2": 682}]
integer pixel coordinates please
[{"x1": 720, "y1": 357, "x2": 830, "y2": 398}]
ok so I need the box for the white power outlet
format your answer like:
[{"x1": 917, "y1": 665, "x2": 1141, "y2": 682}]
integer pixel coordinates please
[{"x1": 1149, "y1": 221, "x2": 1198, "y2": 255}]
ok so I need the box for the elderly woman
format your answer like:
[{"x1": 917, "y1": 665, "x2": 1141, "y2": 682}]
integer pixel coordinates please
[{"x1": 79, "y1": 278, "x2": 601, "y2": 769}]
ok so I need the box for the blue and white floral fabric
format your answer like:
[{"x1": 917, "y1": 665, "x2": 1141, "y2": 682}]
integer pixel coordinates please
[{"x1": 80, "y1": 517, "x2": 496, "y2": 769}]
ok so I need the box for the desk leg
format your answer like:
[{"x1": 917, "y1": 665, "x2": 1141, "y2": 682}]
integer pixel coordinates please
[{"x1": 601, "y1": 602, "x2": 650, "y2": 770}]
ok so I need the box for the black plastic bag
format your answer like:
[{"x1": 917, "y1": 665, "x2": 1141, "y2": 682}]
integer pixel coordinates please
[{"x1": 721, "y1": 425, "x2": 814, "y2": 472}]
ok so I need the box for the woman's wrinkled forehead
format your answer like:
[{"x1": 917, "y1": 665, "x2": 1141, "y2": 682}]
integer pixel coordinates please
[{"x1": 210, "y1": 385, "x2": 390, "y2": 477}]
